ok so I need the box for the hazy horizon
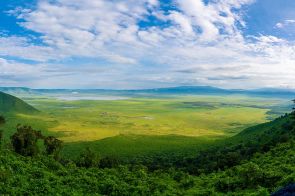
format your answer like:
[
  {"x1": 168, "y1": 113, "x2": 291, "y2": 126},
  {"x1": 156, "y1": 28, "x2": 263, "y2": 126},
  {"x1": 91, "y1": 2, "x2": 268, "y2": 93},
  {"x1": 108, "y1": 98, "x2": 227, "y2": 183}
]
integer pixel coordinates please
[{"x1": 1, "y1": 85, "x2": 295, "y2": 91}]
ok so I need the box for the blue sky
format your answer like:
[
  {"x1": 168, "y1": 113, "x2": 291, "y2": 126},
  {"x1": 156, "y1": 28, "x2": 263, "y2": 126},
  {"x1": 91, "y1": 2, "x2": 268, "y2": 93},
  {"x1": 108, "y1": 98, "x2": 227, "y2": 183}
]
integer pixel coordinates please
[{"x1": 0, "y1": 0, "x2": 295, "y2": 89}]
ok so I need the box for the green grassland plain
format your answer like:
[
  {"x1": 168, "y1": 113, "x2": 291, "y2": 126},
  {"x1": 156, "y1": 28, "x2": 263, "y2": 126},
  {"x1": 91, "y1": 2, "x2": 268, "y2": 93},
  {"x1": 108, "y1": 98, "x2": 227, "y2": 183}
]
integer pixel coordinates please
[{"x1": 2, "y1": 94, "x2": 290, "y2": 158}]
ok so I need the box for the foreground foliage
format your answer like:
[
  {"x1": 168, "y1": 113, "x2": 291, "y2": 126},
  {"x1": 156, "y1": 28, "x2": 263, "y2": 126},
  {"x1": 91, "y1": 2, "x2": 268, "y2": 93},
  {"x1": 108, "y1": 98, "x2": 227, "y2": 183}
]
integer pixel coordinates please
[{"x1": 1, "y1": 139, "x2": 295, "y2": 195}]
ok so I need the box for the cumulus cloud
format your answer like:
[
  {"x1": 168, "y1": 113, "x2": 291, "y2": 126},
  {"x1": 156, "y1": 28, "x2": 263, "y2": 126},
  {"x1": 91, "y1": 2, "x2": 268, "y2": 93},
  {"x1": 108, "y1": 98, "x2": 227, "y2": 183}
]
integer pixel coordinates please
[
  {"x1": 0, "y1": 36, "x2": 57, "y2": 62},
  {"x1": 11, "y1": 0, "x2": 253, "y2": 59},
  {"x1": 1, "y1": 0, "x2": 295, "y2": 89},
  {"x1": 174, "y1": 0, "x2": 252, "y2": 41}
]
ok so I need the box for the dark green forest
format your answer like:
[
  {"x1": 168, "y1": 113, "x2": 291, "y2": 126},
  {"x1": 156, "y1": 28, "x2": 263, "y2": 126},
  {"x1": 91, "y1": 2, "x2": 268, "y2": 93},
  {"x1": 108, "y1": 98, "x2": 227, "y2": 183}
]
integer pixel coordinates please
[{"x1": 1, "y1": 102, "x2": 295, "y2": 195}]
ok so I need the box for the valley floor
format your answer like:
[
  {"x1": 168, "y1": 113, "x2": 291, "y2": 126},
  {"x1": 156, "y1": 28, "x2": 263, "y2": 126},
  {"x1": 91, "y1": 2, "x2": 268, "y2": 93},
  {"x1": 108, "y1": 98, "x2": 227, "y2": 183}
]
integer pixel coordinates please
[{"x1": 2, "y1": 94, "x2": 290, "y2": 158}]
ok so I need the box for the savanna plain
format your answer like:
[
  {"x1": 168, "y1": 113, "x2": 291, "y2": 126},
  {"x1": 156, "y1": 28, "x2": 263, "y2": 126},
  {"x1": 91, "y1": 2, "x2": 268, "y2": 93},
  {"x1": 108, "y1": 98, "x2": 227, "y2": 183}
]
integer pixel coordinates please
[{"x1": 2, "y1": 92, "x2": 289, "y2": 159}]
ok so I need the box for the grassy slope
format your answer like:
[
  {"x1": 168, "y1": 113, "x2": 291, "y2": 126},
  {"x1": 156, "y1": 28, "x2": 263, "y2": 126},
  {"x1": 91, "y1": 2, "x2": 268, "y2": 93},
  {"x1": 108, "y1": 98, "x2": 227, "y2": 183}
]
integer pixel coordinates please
[
  {"x1": 61, "y1": 135, "x2": 216, "y2": 159},
  {"x1": 0, "y1": 91, "x2": 37, "y2": 114}
]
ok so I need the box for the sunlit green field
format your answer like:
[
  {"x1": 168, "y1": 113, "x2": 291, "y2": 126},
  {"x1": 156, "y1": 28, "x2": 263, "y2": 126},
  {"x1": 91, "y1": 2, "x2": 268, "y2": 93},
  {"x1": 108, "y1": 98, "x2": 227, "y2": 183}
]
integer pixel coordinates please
[{"x1": 2, "y1": 94, "x2": 289, "y2": 158}]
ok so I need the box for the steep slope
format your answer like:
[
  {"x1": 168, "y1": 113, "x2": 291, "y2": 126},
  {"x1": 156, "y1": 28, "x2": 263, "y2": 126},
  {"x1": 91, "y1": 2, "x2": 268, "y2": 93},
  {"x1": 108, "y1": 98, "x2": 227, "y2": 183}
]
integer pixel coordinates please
[
  {"x1": 184, "y1": 113, "x2": 293, "y2": 171},
  {"x1": 0, "y1": 91, "x2": 38, "y2": 114}
]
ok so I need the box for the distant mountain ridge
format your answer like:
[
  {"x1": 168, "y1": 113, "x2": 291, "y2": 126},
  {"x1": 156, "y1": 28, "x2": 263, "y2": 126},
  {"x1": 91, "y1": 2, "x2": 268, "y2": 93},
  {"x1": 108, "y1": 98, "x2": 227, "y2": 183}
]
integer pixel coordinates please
[
  {"x1": 0, "y1": 91, "x2": 38, "y2": 114},
  {"x1": 1, "y1": 86, "x2": 295, "y2": 98}
]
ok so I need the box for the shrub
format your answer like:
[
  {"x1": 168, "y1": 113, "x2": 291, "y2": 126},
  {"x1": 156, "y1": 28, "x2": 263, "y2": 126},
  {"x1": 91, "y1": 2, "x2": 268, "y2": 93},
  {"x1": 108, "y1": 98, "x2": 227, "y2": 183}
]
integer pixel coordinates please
[
  {"x1": 76, "y1": 147, "x2": 100, "y2": 168},
  {"x1": 44, "y1": 136, "x2": 63, "y2": 159},
  {"x1": 11, "y1": 125, "x2": 43, "y2": 156}
]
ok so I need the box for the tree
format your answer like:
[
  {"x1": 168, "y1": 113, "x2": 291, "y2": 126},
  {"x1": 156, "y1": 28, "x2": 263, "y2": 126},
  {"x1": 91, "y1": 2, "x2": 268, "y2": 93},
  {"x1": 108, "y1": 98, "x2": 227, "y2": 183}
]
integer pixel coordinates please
[
  {"x1": 77, "y1": 147, "x2": 100, "y2": 168},
  {"x1": 0, "y1": 116, "x2": 5, "y2": 125},
  {"x1": 99, "y1": 156, "x2": 120, "y2": 168},
  {"x1": 11, "y1": 125, "x2": 43, "y2": 156},
  {"x1": 44, "y1": 136, "x2": 63, "y2": 159}
]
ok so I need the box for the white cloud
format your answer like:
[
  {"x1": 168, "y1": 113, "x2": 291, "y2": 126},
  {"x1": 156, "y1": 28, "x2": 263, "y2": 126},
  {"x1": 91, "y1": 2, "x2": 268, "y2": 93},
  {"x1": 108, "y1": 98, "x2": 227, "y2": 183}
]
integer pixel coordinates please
[
  {"x1": 275, "y1": 19, "x2": 295, "y2": 29},
  {"x1": 12, "y1": 0, "x2": 252, "y2": 60},
  {"x1": 275, "y1": 23, "x2": 283, "y2": 28},
  {"x1": 168, "y1": 11, "x2": 194, "y2": 36},
  {"x1": 255, "y1": 35, "x2": 285, "y2": 43},
  {"x1": 0, "y1": 36, "x2": 57, "y2": 62},
  {"x1": 1, "y1": 0, "x2": 295, "y2": 89},
  {"x1": 0, "y1": 58, "x2": 36, "y2": 74},
  {"x1": 0, "y1": 58, "x2": 47, "y2": 86}
]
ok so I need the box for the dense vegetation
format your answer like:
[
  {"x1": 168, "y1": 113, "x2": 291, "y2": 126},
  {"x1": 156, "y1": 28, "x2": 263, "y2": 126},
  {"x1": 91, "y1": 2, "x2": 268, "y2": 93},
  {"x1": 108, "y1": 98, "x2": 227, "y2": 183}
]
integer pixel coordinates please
[{"x1": 0, "y1": 107, "x2": 295, "y2": 195}]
